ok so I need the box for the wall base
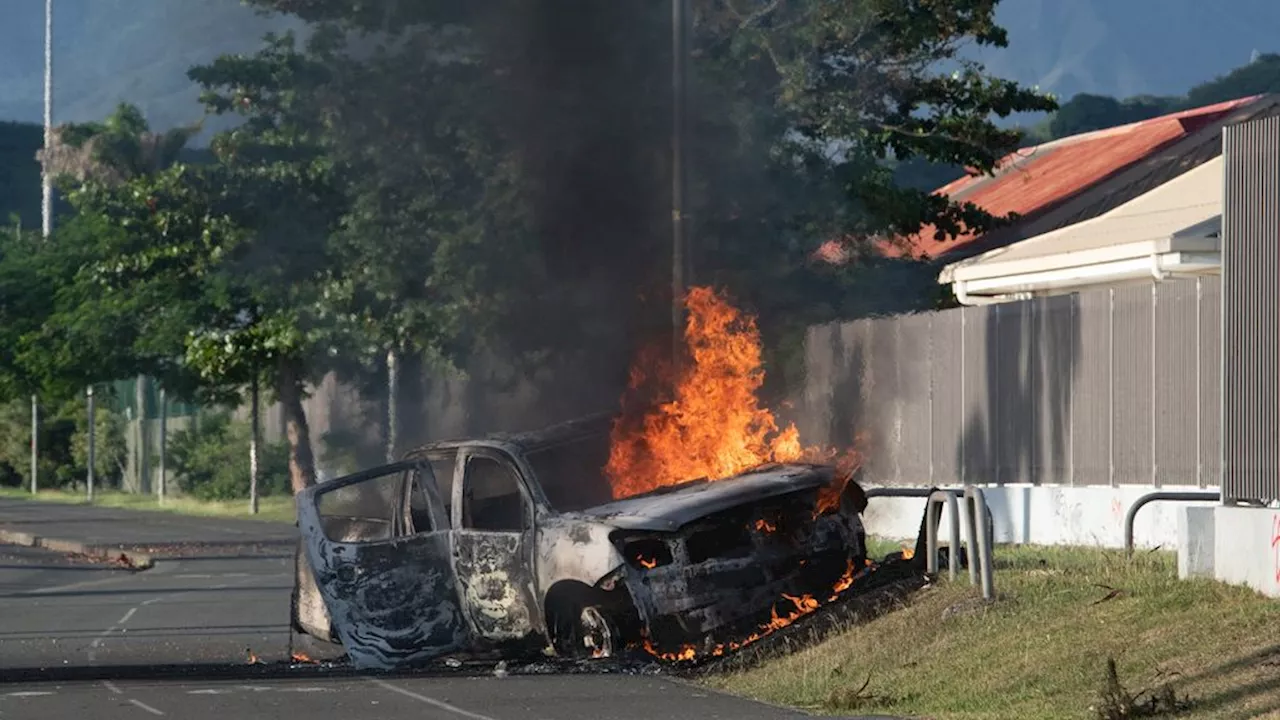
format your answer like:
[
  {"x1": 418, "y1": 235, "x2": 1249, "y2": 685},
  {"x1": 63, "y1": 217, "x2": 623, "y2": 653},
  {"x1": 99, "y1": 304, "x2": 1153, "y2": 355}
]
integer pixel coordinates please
[
  {"x1": 864, "y1": 484, "x2": 1216, "y2": 550},
  {"x1": 1180, "y1": 505, "x2": 1280, "y2": 597}
]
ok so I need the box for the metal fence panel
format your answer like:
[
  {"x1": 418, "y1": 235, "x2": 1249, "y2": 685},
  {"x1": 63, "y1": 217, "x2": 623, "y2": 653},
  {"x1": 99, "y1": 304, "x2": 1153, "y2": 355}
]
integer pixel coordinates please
[
  {"x1": 930, "y1": 310, "x2": 963, "y2": 486},
  {"x1": 1223, "y1": 116, "x2": 1280, "y2": 502},
  {"x1": 897, "y1": 313, "x2": 933, "y2": 485},
  {"x1": 1154, "y1": 279, "x2": 1199, "y2": 487},
  {"x1": 1072, "y1": 288, "x2": 1113, "y2": 486},
  {"x1": 1199, "y1": 276, "x2": 1221, "y2": 488},
  {"x1": 1037, "y1": 294, "x2": 1077, "y2": 485},
  {"x1": 993, "y1": 300, "x2": 1036, "y2": 485},
  {"x1": 1111, "y1": 285, "x2": 1155, "y2": 485},
  {"x1": 959, "y1": 306, "x2": 994, "y2": 485},
  {"x1": 800, "y1": 276, "x2": 1221, "y2": 489},
  {"x1": 843, "y1": 320, "x2": 878, "y2": 481},
  {"x1": 800, "y1": 323, "x2": 838, "y2": 449}
]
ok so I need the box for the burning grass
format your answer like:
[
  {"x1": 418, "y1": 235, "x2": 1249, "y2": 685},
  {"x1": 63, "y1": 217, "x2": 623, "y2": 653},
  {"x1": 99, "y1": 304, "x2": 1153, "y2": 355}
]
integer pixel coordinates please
[{"x1": 706, "y1": 544, "x2": 1280, "y2": 720}]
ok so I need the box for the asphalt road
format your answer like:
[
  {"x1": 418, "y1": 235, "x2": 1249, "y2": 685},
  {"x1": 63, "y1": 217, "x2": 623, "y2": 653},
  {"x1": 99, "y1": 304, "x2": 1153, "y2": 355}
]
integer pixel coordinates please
[
  {"x1": 0, "y1": 497, "x2": 297, "y2": 557},
  {"x1": 0, "y1": 499, "x2": 902, "y2": 719},
  {"x1": 0, "y1": 673, "x2": 904, "y2": 720}
]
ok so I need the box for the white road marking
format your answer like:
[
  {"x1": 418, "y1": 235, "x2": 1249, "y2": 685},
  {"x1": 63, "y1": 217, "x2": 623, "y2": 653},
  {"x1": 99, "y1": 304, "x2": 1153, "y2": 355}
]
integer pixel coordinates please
[
  {"x1": 186, "y1": 689, "x2": 232, "y2": 695},
  {"x1": 127, "y1": 699, "x2": 164, "y2": 716},
  {"x1": 86, "y1": 576, "x2": 253, "y2": 661},
  {"x1": 367, "y1": 678, "x2": 499, "y2": 720},
  {"x1": 103, "y1": 681, "x2": 123, "y2": 695},
  {"x1": 5, "y1": 692, "x2": 54, "y2": 698},
  {"x1": 280, "y1": 687, "x2": 328, "y2": 693}
]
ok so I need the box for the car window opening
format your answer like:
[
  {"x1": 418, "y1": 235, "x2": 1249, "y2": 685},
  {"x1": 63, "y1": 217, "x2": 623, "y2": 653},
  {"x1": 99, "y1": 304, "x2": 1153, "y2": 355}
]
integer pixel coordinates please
[{"x1": 463, "y1": 455, "x2": 527, "y2": 531}]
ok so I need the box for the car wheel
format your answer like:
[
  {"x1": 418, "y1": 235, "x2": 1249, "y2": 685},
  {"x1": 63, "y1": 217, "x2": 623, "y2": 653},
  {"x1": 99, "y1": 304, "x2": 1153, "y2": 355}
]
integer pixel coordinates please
[{"x1": 552, "y1": 600, "x2": 620, "y2": 659}]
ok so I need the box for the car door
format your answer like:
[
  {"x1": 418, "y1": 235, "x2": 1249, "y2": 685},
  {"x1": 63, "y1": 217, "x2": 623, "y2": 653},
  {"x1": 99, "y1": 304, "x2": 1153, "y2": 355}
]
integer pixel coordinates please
[
  {"x1": 297, "y1": 459, "x2": 469, "y2": 670},
  {"x1": 451, "y1": 447, "x2": 540, "y2": 642}
]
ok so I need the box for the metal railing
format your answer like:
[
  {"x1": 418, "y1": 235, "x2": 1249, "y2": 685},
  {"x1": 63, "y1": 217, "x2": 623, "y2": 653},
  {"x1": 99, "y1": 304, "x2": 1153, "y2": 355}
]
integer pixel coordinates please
[
  {"x1": 871, "y1": 486, "x2": 995, "y2": 600},
  {"x1": 1123, "y1": 490, "x2": 1220, "y2": 555}
]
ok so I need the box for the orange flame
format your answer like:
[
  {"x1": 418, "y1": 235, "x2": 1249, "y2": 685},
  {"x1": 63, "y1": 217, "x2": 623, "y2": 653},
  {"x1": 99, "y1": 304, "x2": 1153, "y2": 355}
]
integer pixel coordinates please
[
  {"x1": 755, "y1": 518, "x2": 777, "y2": 533},
  {"x1": 637, "y1": 556, "x2": 658, "y2": 569},
  {"x1": 900, "y1": 545, "x2": 916, "y2": 560},
  {"x1": 291, "y1": 652, "x2": 315, "y2": 664},
  {"x1": 605, "y1": 287, "x2": 806, "y2": 498},
  {"x1": 641, "y1": 559, "x2": 879, "y2": 663}
]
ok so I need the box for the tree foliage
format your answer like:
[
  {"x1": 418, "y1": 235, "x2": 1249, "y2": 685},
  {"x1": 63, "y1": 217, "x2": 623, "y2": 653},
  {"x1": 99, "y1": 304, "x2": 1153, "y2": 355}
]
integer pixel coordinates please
[{"x1": 3, "y1": 0, "x2": 1060, "y2": 493}]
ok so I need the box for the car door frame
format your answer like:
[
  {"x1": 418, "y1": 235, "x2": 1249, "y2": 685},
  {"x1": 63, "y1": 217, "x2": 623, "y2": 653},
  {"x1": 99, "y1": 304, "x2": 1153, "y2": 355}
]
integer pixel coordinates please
[
  {"x1": 449, "y1": 444, "x2": 543, "y2": 643},
  {"x1": 297, "y1": 459, "x2": 468, "y2": 670}
]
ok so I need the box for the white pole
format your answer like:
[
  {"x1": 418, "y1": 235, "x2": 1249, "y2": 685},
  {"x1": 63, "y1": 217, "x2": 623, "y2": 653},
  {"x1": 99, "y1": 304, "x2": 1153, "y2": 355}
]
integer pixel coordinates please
[
  {"x1": 30, "y1": 395, "x2": 38, "y2": 494},
  {"x1": 87, "y1": 386, "x2": 95, "y2": 501},
  {"x1": 386, "y1": 348, "x2": 398, "y2": 463},
  {"x1": 41, "y1": 0, "x2": 53, "y2": 240},
  {"x1": 249, "y1": 374, "x2": 260, "y2": 515}
]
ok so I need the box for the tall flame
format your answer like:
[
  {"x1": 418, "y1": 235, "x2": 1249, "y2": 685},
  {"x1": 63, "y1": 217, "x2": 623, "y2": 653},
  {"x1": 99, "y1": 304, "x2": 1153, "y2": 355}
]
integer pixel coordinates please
[{"x1": 605, "y1": 287, "x2": 805, "y2": 498}]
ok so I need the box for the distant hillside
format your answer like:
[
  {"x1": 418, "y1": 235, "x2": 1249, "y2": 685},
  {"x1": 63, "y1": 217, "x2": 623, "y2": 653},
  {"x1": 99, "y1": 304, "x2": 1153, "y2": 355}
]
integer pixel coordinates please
[
  {"x1": 0, "y1": 0, "x2": 299, "y2": 133},
  {"x1": 971, "y1": 0, "x2": 1280, "y2": 102},
  {"x1": 0, "y1": 122, "x2": 41, "y2": 228},
  {"x1": 1, "y1": 0, "x2": 1278, "y2": 137}
]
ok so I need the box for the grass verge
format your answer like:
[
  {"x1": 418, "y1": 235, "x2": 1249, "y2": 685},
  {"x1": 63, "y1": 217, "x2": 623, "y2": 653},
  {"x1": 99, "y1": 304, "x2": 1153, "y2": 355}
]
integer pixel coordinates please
[
  {"x1": 706, "y1": 544, "x2": 1280, "y2": 720},
  {"x1": 0, "y1": 487, "x2": 295, "y2": 524}
]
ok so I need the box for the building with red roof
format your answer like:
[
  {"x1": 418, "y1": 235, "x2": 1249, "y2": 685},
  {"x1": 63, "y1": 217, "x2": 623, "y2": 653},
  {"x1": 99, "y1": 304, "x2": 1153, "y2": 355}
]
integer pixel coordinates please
[{"x1": 884, "y1": 95, "x2": 1279, "y2": 263}]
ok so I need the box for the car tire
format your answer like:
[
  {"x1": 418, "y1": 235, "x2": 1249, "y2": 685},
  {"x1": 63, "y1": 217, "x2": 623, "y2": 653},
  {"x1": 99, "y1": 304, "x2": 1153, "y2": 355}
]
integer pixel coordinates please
[{"x1": 551, "y1": 599, "x2": 620, "y2": 660}]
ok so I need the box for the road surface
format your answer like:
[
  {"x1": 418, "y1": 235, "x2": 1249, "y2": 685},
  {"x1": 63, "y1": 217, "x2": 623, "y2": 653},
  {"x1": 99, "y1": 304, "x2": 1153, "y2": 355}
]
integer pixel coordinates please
[{"x1": 0, "y1": 498, "x2": 900, "y2": 719}]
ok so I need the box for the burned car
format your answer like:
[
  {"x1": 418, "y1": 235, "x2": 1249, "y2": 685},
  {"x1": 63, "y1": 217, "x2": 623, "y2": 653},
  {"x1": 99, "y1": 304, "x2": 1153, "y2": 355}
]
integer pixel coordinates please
[{"x1": 292, "y1": 414, "x2": 868, "y2": 669}]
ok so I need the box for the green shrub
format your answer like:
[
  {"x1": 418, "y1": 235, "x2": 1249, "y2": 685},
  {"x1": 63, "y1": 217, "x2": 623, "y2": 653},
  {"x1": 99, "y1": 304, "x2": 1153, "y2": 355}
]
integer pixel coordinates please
[
  {"x1": 169, "y1": 412, "x2": 290, "y2": 501},
  {"x1": 0, "y1": 395, "x2": 126, "y2": 489}
]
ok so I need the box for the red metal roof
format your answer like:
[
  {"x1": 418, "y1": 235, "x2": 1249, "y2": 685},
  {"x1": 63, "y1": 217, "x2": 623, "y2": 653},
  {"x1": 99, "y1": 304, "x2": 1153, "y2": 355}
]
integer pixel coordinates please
[{"x1": 881, "y1": 95, "x2": 1263, "y2": 260}]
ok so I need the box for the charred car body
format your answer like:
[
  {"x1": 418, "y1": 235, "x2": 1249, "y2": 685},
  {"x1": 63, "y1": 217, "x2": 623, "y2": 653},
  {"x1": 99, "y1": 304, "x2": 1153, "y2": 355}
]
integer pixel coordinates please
[{"x1": 292, "y1": 414, "x2": 868, "y2": 669}]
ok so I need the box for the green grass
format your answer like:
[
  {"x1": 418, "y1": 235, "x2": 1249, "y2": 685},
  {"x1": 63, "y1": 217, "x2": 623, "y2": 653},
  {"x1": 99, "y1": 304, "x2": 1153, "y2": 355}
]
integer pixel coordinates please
[
  {"x1": 707, "y1": 544, "x2": 1280, "y2": 720},
  {"x1": 0, "y1": 487, "x2": 295, "y2": 524}
]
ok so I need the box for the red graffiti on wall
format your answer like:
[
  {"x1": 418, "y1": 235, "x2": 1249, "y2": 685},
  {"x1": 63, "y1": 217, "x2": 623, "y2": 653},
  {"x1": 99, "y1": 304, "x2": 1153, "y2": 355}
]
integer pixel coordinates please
[{"x1": 1272, "y1": 514, "x2": 1280, "y2": 585}]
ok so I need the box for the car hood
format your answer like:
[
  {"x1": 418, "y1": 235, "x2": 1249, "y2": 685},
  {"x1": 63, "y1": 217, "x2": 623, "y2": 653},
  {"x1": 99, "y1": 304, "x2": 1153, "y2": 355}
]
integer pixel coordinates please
[{"x1": 574, "y1": 464, "x2": 835, "y2": 532}]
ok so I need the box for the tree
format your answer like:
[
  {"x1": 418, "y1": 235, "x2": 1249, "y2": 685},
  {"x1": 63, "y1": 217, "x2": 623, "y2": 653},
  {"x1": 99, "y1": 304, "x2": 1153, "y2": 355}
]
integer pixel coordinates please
[{"x1": 227, "y1": 1, "x2": 1055, "y2": 374}]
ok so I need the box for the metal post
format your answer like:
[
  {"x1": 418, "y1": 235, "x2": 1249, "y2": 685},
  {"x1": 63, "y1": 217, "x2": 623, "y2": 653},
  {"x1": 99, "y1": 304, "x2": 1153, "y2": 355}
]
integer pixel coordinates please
[
  {"x1": 925, "y1": 490, "x2": 961, "y2": 581},
  {"x1": 86, "y1": 386, "x2": 95, "y2": 501},
  {"x1": 670, "y1": 0, "x2": 689, "y2": 370},
  {"x1": 135, "y1": 375, "x2": 148, "y2": 494},
  {"x1": 249, "y1": 374, "x2": 260, "y2": 515},
  {"x1": 41, "y1": 0, "x2": 53, "y2": 240},
  {"x1": 29, "y1": 395, "x2": 38, "y2": 494},
  {"x1": 966, "y1": 487, "x2": 996, "y2": 600},
  {"x1": 386, "y1": 348, "x2": 399, "y2": 463},
  {"x1": 157, "y1": 387, "x2": 167, "y2": 504},
  {"x1": 960, "y1": 491, "x2": 979, "y2": 586}
]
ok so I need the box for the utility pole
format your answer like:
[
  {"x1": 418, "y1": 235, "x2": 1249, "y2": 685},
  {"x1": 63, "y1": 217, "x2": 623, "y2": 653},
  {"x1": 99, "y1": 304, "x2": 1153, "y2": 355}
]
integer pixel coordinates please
[
  {"x1": 32, "y1": 0, "x2": 53, "y2": 495},
  {"x1": 41, "y1": 0, "x2": 53, "y2": 239},
  {"x1": 671, "y1": 0, "x2": 690, "y2": 369}
]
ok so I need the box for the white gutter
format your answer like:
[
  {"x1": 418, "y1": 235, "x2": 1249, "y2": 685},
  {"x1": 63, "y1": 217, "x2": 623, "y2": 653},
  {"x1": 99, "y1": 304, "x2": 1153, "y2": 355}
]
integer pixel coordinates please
[{"x1": 951, "y1": 252, "x2": 1219, "y2": 305}]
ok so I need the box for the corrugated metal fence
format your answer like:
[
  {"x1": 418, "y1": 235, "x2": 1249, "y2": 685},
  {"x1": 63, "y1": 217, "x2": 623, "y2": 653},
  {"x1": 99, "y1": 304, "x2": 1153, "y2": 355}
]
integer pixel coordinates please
[
  {"x1": 800, "y1": 277, "x2": 1221, "y2": 488},
  {"x1": 1222, "y1": 115, "x2": 1280, "y2": 503}
]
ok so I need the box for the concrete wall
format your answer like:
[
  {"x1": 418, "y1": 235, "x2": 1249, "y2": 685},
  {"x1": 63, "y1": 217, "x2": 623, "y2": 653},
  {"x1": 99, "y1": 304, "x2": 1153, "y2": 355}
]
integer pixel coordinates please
[
  {"x1": 864, "y1": 483, "x2": 1218, "y2": 550},
  {"x1": 1182, "y1": 505, "x2": 1280, "y2": 597}
]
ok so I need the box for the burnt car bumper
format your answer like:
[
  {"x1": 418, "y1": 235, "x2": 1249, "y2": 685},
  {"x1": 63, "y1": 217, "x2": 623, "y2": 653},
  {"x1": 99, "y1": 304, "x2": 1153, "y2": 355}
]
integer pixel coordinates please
[{"x1": 614, "y1": 500, "x2": 864, "y2": 640}]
